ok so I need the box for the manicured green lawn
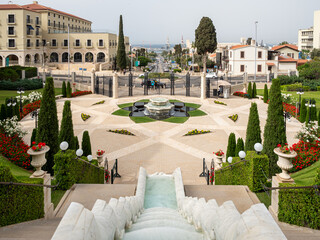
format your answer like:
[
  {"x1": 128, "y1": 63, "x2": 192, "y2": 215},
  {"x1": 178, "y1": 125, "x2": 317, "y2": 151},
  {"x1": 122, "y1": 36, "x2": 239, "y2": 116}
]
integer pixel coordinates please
[
  {"x1": 188, "y1": 109, "x2": 207, "y2": 117},
  {"x1": 130, "y1": 116, "x2": 156, "y2": 123},
  {"x1": 112, "y1": 109, "x2": 130, "y2": 116},
  {"x1": 185, "y1": 103, "x2": 201, "y2": 109},
  {"x1": 256, "y1": 191, "x2": 271, "y2": 208},
  {"x1": 291, "y1": 161, "x2": 320, "y2": 186},
  {"x1": 0, "y1": 155, "x2": 31, "y2": 178},
  {"x1": 0, "y1": 88, "x2": 62, "y2": 105},
  {"x1": 52, "y1": 190, "x2": 66, "y2": 208},
  {"x1": 118, "y1": 103, "x2": 133, "y2": 108},
  {"x1": 162, "y1": 117, "x2": 189, "y2": 123}
]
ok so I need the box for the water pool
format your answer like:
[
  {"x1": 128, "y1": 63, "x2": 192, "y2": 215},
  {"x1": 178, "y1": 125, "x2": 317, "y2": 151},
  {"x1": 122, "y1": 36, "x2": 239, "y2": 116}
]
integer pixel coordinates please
[{"x1": 144, "y1": 175, "x2": 178, "y2": 209}]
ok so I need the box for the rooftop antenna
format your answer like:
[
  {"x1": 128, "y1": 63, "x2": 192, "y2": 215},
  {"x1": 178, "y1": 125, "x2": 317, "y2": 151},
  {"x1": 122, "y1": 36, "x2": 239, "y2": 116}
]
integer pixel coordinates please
[{"x1": 8, "y1": 1, "x2": 13, "y2": 4}]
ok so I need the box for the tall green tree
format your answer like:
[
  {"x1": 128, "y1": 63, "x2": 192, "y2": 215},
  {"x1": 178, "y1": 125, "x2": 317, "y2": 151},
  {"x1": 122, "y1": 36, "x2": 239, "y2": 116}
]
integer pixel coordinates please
[
  {"x1": 300, "y1": 98, "x2": 307, "y2": 123},
  {"x1": 62, "y1": 81, "x2": 67, "y2": 97},
  {"x1": 74, "y1": 136, "x2": 79, "y2": 150},
  {"x1": 82, "y1": 131, "x2": 92, "y2": 156},
  {"x1": 310, "y1": 99, "x2": 317, "y2": 121},
  {"x1": 66, "y1": 82, "x2": 71, "y2": 98},
  {"x1": 30, "y1": 128, "x2": 37, "y2": 146},
  {"x1": 0, "y1": 104, "x2": 6, "y2": 120},
  {"x1": 245, "y1": 102, "x2": 262, "y2": 151},
  {"x1": 247, "y1": 82, "x2": 252, "y2": 98},
  {"x1": 59, "y1": 101, "x2": 75, "y2": 148},
  {"x1": 235, "y1": 138, "x2": 245, "y2": 156},
  {"x1": 263, "y1": 84, "x2": 269, "y2": 103},
  {"x1": 36, "y1": 77, "x2": 59, "y2": 175},
  {"x1": 226, "y1": 132, "x2": 236, "y2": 158},
  {"x1": 116, "y1": 15, "x2": 127, "y2": 71},
  {"x1": 263, "y1": 78, "x2": 286, "y2": 177},
  {"x1": 252, "y1": 82, "x2": 257, "y2": 98},
  {"x1": 279, "y1": 41, "x2": 289, "y2": 45},
  {"x1": 174, "y1": 44, "x2": 182, "y2": 56},
  {"x1": 305, "y1": 107, "x2": 311, "y2": 125},
  {"x1": 195, "y1": 16, "x2": 217, "y2": 73},
  {"x1": 310, "y1": 48, "x2": 320, "y2": 59},
  {"x1": 318, "y1": 110, "x2": 320, "y2": 126}
]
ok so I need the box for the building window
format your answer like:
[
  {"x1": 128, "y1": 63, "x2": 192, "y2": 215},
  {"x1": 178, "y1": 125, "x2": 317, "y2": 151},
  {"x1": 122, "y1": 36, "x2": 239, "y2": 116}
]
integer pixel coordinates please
[
  {"x1": 287, "y1": 53, "x2": 294, "y2": 58},
  {"x1": 8, "y1": 14, "x2": 15, "y2": 23},
  {"x1": 240, "y1": 65, "x2": 245, "y2": 72},
  {"x1": 26, "y1": 39, "x2": 31, "y2": 47},
  {"x1": 36, "y1": 39, "x2": 40, "y2": 47},
  {"x1": 27, "y1": 26, "x2": 32, "y2": 35},
  {"x1": 26, "y1": 15, "x2": 31, "y2": 23},
  {"x1": 48, "y1": 12, "x2": 50, "y2": 16},
  {"x1": 75, "y1": 39, "x2": 80, "y2": 46},
  {"x1": 42, "y1": 39, "x2": 47, "y2": 46},
  {"x1": 8, "y1": 39, "x2": 15, "y2": 48},
  {"x1": 54, "y1": 21, "x2": 56, "y2": 27},
  {"x1": 99, "y1": 39, "x2": 104, "y2": 47},
  {"x1": 36, "y1": 27, "x2": 40, "y2": 35},
  {"x1": 36, "y1": 17, "x2": 40, "y2": 25},
  {"x1": 53, "y1": 13, "x2": 56, "y2": 17},
  {"x1": 258, "y1": 51, "x2": 262, "y2": 59},
  {"x1": 58, "y1": 15, "x2": 60, "y2": 18},
  {"x1": 48, "y1": 20, "x2": 51, "y2": 26},
  {"x1": 8, "y1": 26, "x2": 14, "y2": 35},
  {"x1": 230, "y1": 51, "x2": 232, "y2": 58},
  {"x1": 258, "y1": 65, "x2": 262, "y2": 72},
  {"x1": 87, "y1": 39, "x2": 92, "y2": 46},
  {"x1": 52, "y1": 39, "x2": 57, "y2": 46},
  {"x1": 240, "y1": 51, "x2": 245, "y2": 59},
  {"x1": 63, "y1": 39, "x2": 68, "y2": 47}
]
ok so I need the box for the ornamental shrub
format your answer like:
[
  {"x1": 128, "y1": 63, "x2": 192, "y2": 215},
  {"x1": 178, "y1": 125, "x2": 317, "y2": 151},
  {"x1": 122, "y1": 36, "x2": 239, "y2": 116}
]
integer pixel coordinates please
[
  {"x1": 252, "y1": 82, "x2": 257, "y2": 98},
  {"x1": 30, "y1": 128, "x2": 37, "y2": 146},
  {"x1": 62, "y1": 81, "x2": 67, "y2": 97},
  {"x1": 74, "y1": 136, "x2": 79, "y2": 150},
  {"x1": 36, "y1": 77, "x2": 59, "y2": 175},
  {"x1": 318, "y1": 110, "x2": 320, "y2": 125},
  {"x1": 263, "y1": 78, "x2": 286, "y2": 177},
  {"x1": 226, "y1": 132, "x2": 236, "y2": 158},
  {"x1": 0, "y1": 79, "x2": 42, "y2": 90},
  {"x1": 300, "y1": 98, "x2": 307, "y2": 123},
  {"x1": 235, "y1": 137, "x2": 245, "y2": 155},
  {"x1": 66, "y1": 82, "x2": 71, "y2": 98},
  {"x1": 247, "y1": 82, "x2": 252, "y2": 98},
  {"x1": 305, "y1": 107, "x2": 310, "y2": 125},
  {"x1": 263, "y1": 84, "x2": 268, "y2": 103},
  {"x1": 245, "y1": 102, "x2": 261, "y2": 151},
  {"x1": 59, "y1": 101, "x2": 75, "y2": 149},
  {"x1": 0, "y1": 165, "x2": 44, "y2": 227},
  {"x1": 82, "y1": 130, "x2": 92, "y2": 156},
  {"x1": 0, "y1": 104, "x2": 6, "y2": 120},
  {"x1": 310, "y1": 99, "x2": 317, "y2": 121}
]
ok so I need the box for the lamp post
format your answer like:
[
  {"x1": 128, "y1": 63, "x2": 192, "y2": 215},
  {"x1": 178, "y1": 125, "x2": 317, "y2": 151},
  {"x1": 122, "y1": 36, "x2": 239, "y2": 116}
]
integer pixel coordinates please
[
  {"x1": 305, "y1": 99, "x2": 315, "y2": 124},
  {"x1": 31, "y1": 110, "x2": 38, "y2": 128},
  {"x1": 283, "y1": 111, "x2": 291, "y2": 133},
  {"x1": 254, "y1": 143, "x2": 263, "y2": 154},
  {"x1": 296, "y1": 88, "x2": 304, "y2": 115},
  {"x1": 17, "y1": 87, "x2": 24, "y2": 113},
  {"x1": 254, "y1": 21, "x2": 258, "y2": 82}
]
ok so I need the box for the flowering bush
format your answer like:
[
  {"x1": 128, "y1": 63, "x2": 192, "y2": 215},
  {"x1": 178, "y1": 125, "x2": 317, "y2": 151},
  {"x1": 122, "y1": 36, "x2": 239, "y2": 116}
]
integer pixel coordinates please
[
  {"x1": 16, "y1": 91, "x2": 42, "y2": 105},
  {"x1": 214, "y1": 100, "x2": 227, "y2": 106},
  {"x1": 184, "y1": 129, "x2": 210, "y2": 136},
  {"x1": 0, "y1": 129, "x2": 31, "y2": 169},
  {"x1": 283, "y1": 102, "x2": 299, "y2": 119},
  {"x1": 0, "y1": 116, "x2": 26, "y2": 138},
  {"x1": 214, "y1": 149, "x2": 224, "y2": 156},
  {"x1": 31, "y1": 141, "x2": 46, "y2": 152},
  {"x1": 71, "y1": 90, "x2": 92, "y2": 98},
  {"x1": 93, "y1": 100, "x2": 105, "y2": 106},
  {"x1": 21, "y1": 100, "x2": 41, "y2": 118},
  {"x1": 81, "y1": 113, "x2": 91, "y2": 121},
  {"x1": 296, "y1": 122, "x2": 320, "y2": 144},
  {"x1": 233, "y1": 91, "x2": 249, "y2": 98},
  {"x1": 109, "y1": 129, "x2": 135, "y2": 136},
  {"x1": 105, "y1": 169, "x2": 110, "y2": 183},
  {"x1": 209, "y1": 169, "x2": 214, "y2": 184},
  {"x1": 96, "y1": 149, "x2": 105, "y2": 156},
  {"x1": 228, "y1": 114, "x2": 238, "y2": 122},
  {"x1": 277, "y1": 143, "x2": 292, "y2": 154}
]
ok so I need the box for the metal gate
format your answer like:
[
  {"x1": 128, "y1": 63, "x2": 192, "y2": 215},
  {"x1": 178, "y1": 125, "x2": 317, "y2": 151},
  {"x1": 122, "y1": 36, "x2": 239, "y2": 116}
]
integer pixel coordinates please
[
  {"x1": 108, "y1": 78, "x2": 113, "y2": 97},
  {"x1": 95, "y1": 76, "x2": 99, "y2": 94},
  {"x1": 186, "y1": 72, "x2": 190, "y2": 96}
]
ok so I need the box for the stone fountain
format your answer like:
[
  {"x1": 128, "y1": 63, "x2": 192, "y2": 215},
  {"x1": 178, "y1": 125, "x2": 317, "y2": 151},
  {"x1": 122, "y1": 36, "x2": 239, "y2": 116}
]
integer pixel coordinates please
[{"x1": 144, "y1": 97, "x2": 174, "y2": 120}]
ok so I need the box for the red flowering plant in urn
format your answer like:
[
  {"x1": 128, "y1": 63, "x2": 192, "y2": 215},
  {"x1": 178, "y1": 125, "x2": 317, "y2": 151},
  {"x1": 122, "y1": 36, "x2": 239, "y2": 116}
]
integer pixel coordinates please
[
  {"x1": 213, "y1": 149, "x2": 224, "y2": 157},
  {"x1": 31, "y1": 141, "x2": 46, "y2": 152},
  {"x1": 96, "y1": 149, "x2": 105, "y2": 156},
  {"x1": 277, "y1": 143, "x2": 292, "y2": 154}
]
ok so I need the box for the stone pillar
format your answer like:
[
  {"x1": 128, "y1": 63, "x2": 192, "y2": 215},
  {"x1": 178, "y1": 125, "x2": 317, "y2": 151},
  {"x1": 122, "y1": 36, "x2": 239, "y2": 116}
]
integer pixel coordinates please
[
  {"x1": 267, "y1": 71, "x2": 270, "y2": 83},
  {"x1": 43, "y1": 174, "x2": 54, "y2": 219},
  {"x1": 243, "y1": 72, "x2": 248, "y2": 92},
  {"x1": 113, "y1": 73, "x2": 118, "y2": 99},
  {"x1": 200, "y1": 72, "x2": 206, "y2": 99},
  {"x1": 269, "y1": 175, "x2": 294, "y2": 218},
  {"x1": 71, "y1": 72, "x2": 76, "y2": 92},
  {"x1": 22, "y1": 70, "x2": 26, "y2": 80},
  {"x1": 90, "y1": 70, "x2": 95, "y2": 93},
  {"x1": 42, "y1": 72, "x2": 46, "y2": 84}
]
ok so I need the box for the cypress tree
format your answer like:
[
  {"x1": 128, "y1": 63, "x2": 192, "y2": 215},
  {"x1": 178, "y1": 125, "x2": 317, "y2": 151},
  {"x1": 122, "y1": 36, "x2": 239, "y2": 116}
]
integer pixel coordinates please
[
  {"x1": 0, "y1": 104, "x2": 6, "y2": 120},
  {"x1": 247, "y1": 82, "x2": 252, "y2": 98},
  {"x1": 300, "y1": 98, "x2": 306, "y2": 123},
  {"x1": 252, "y1": 82, "x2": 257, "y2": 98},
  {"x1": 311, "y1": 99, "x2": 317, "y2": 121},
  {"x1": 263, "y1": 78, "x2": 286, "y2": 177},
  {"x1": 318, "y1": 110, "x2": 320, "y2": 126},
  {"x1": 235, "y1": 137, "x2": 245, "y2": 156},
  {"x1": 116, "y1": 15, "x2": 127, "y2": 71},
  {"x1": 226, "y1": 132, "x2": 236, "y2": 158},
  {"x1": 62, "y1": 81, "x2": 67, "y2": 97},
  {"x1": 245, "y1": 102, "x2": 262, "y2": 151},
  {"x1": 6, "y1": 98, "x2": 12, "y2": 118},
  {"x1": 305, "y1": 107, "x2": 311, "y2": 125},
  {"x1": 66, "y1": 82, "x2": 72, "y2": 98},
  {"x1": 82, "y1": 131, "x2": 92, "y2": 156},
  {"x1": 14, "y1": 102, "x2": 20, "y2": 120},
  {"x1": 59, "y1": 101, "x2": 75, "y2": 148},
  {"x1": 36, "y1": 77, "x2": 59, "y2": 175},
  {"x1": 30, "y1": 128, "x2": 37, "y2": 146},
  {"x1": 74, "y1": 136, "x2": 79, "y2": 150},
  {"x1": 263, "y1": 84, "x2": 268, "y2": 103}
]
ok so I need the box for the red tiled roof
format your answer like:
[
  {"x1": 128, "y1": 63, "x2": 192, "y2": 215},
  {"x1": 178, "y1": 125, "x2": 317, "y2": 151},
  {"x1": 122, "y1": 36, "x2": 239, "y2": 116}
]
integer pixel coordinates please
[
  {"x1": 266, "y1": 63, "x2": 275, "y2": 66},
  {"x1": 209, "y1": 53, "x2": 216, "y2": 58},
  {"x1": 0, "y1": 4, "x2": 38, "y2": 12},
  {"x1": 297, "y1": 59, "x2": 309, "y2": 66},
  {"x1": 230, "y1": 45, "x2": 248, "y2": 50},
  {"x1": 271, "y1": 44, "x2": 298, "y2": 51},
  {"x1": 278, "y1": 55, "x2": 297, "y2": 63},
  {"x1": 22, "y1": 3, "x2": 91, "y2": 22}
]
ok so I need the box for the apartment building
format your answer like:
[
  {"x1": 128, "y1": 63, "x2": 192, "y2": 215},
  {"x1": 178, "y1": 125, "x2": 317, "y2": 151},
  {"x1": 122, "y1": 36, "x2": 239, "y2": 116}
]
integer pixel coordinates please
[
  {"x1": 298, "y1": 10, "x2": 320, "y2": 51},
  {"x1": 0, "y1": 1, "x2": 130, "y2": 70}
]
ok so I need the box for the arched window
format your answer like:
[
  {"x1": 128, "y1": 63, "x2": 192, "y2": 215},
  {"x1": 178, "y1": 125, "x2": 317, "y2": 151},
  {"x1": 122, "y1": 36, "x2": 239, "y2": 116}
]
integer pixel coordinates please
[
  {"x1": 50, "y1": 52, "x2": 59, "y2": 62},
  {"x1": 74, "y1": 52, "x2": 82, "y2": 62},
  {"x1": 97, "y1": 52, "x2": 105, "y2": 62},
  {"x1": 34, "y1": 53, "x2": 40, "y2": 64},
  {"x1": 25, "y1": 54, "x2": 31, "y2": 63},
  {"x1": 62, "y1": 52, "x2": 69, "y2": 62},
  {"x1": 85, "y1": 52, "x2": 93, "y2": 62}
]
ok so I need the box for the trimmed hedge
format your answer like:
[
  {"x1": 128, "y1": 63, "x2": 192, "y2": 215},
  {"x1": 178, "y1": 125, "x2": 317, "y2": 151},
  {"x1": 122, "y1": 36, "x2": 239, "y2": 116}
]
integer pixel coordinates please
[
  {"x1": 215, "y1": 151, "x2": 269, "y2": 192},
  {"x1": 0, "y1": 78, "x2": 43, "y2": 90},
  {"x1": 278, "y1": 172, "x2": 320, "y2": 229},
  {"x1": 53, "y1": 149, "x2": 104, "y2": 190},
  {"x1": 0, "y1": 66, "x2": 37, "y2": 80},
  {"x1": 0, "y1": 165, "x2": 44, "y2": 227}
]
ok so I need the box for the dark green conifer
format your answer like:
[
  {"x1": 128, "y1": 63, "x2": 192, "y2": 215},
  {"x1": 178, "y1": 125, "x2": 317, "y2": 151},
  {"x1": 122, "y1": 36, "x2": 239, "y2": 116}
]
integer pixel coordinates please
[
  {"x1": 263, "y1": 84, "x2": 268, "y2": 103},
  {"x1": 245, "y1": 102, "x2": 262, "y2": 151},
  {"x1": 30, "y1": 128, "x2": 37, "y2": 146},
  {"x1": 235, "y1": 137, "x2": 245, "y2": 156},
  {"x1": 59, "y1": 101, "x2": 75, "y2": 148},
  {"x1": 66, "y1": 82, "x2": 71, "y2": 98},
  {"x1": 116, "y1": 15, "x2": 127, "y2": 71},
  {"x1": 252, "y1": 82, "x2": 257, "y2": 98},
  {"x1": 62, "y1": 81, "x2": 67, "y2": 97},
  {"x1": 82, "y1": 131, "x2": 92, "y2": 156},
  {"x1": 247, "y1": 82, "x2": 252, "y2": 98},
  {"x1": 226, "y1": 132, "x2": 236, "y2": 158},
  {"x1": 300, "y1": 98, "x2": 307, "y2": 123}
]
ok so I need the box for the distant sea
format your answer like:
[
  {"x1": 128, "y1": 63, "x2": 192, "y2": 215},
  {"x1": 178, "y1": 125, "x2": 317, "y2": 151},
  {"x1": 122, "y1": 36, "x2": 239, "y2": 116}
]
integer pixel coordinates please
[{"x1": 132, "y1": 44, "x2": 174, "y2": 49}]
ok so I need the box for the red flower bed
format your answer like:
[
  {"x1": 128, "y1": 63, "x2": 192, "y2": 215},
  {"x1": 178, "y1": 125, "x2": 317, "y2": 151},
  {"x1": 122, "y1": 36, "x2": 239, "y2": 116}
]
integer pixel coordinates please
[
  {"x1": 0, "y1": 130, "x2": 31, "y2": 169},
  {"x1": 282, "y1": 102, "x2": 299, "y2": 119},
  {"x1": 233, "y1": 91, "x2": 249, "y2": 98},
  {"x1": 291, "y1": 140, "x2": 320, "y2": 172},
  {"x1": 21, "y1": 100, "x2": 41, "y2": 118},
  {"x1": 71, "y1": 90, "x2": 92, "y2": 98}
]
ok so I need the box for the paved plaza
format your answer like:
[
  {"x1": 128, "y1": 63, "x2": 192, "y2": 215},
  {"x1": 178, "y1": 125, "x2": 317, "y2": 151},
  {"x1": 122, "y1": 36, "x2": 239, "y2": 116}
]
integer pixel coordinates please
[{"x1": 21, "y1": 94, "x2": 302, "y2": 185}]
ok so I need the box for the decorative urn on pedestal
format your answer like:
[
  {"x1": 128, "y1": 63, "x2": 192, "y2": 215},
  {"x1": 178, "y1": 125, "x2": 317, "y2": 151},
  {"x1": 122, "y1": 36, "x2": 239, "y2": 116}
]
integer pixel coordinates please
[
  {"x1": 214, "y1": 149, "x2": 224, "y2": 167},
  {"x1": 274, "y1": 144, "x2": 297, "y2": 180},
  {"x1": 96, "y1": 150, "x2": 105, "y2": 167},
  {"x1": 27, "y1": 142, "x2": 50, "y2": 178}
]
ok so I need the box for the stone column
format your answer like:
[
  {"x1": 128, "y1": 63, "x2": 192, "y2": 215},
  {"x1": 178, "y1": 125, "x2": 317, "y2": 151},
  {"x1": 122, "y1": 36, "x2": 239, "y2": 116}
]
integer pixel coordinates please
[
  {"x1": 22, "y1": 70, "x2": 26, "y2": 80},
  {"x1": 267, "y1": 71, "x2": 270, "y2": 83},
  {"x1": 42, "y1": 71, "x2": 46, "y2": 84},
  {"x1": 71, "y1": 72, "x2": 76, "y2": 92},
  {"x1": 243, "y1": 72, "x2": 248, "y2": 92},
  {"x1": 43, "y1": 173, "x2": 54, "y2": 219},
  {"x1": 269, "y1": 175, "x2": 294, "y2": 218},
  {"x1": 90, "y1": 70, "x2": 95, "y2": 93},
  {"x1": 113, "y1": 73, "x2": 118, "y2": 99},
  {"x1": 200, "y1": 72, "x2": 206, "y2": 99}
]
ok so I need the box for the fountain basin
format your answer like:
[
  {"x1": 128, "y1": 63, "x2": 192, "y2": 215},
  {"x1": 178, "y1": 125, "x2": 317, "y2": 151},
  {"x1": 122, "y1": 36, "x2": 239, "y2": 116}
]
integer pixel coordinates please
[{"x1": 144, "y1": 97, "x2": 174, "y2": 120}]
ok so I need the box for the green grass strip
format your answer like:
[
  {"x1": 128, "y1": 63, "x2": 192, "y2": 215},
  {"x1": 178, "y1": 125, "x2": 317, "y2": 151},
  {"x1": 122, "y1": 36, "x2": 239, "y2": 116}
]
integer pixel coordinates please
[
  {"x1": 0, "y1": 155, "x2": 31, "y2": 178},
  {"x1": 185, "y1": 102, "x2": 201, "y2": 108},
  {"x1": 188, "y1": 109, "x2": 207, "y2": 117},
  {"x1": 292, "y1": 161, "x2": 320, "y2": 186},
  {"x1": 162, "y1": 117, "x2": 189, "y2": 123},
  {"x1": 118, "y1": 102, "x2": 133, "y2": 108},
  {"x1": 130, "y1": 116, "x2": 156, "y2": 123},
  {"x1": 112, "y1": 109, "x2": 130, "y2": 116}
]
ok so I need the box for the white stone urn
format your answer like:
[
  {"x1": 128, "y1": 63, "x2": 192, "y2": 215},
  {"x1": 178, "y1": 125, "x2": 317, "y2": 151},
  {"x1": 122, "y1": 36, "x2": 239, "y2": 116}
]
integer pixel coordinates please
[
  {"x1": 274, "y1": 148, "x2": 297, "y2": 180},
  {"x1": 27, "y1": 146, "x2": 50, "y2": 178},
  {"x1": 97, "y1": 155, "x2": 104, "y2": 167},
  {"x1": 216, "y1": 156, "x2": 223, "y2": 167}
]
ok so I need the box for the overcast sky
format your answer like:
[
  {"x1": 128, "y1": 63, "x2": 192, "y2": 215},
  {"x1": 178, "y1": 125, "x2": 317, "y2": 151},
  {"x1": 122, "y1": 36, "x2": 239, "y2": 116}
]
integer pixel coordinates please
[{"x1": 12, "y1": 0, "x2": 320, "y2": 45}]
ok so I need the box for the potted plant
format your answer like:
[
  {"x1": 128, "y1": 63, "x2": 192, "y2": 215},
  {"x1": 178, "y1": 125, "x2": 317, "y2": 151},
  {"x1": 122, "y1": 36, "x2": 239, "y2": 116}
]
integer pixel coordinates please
[
  {"x1": 214, "y1": 149, "x2": 224, "y2": 167},
  {"x1": 274, "y1": 143, "x2": 297, "y2": 180},
  {"x1": 27, "y1": 142, "x2": 50, "y2": 178},
  {"x1": 96, "y1": 149, "x2": 105, "y2": 166}
]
